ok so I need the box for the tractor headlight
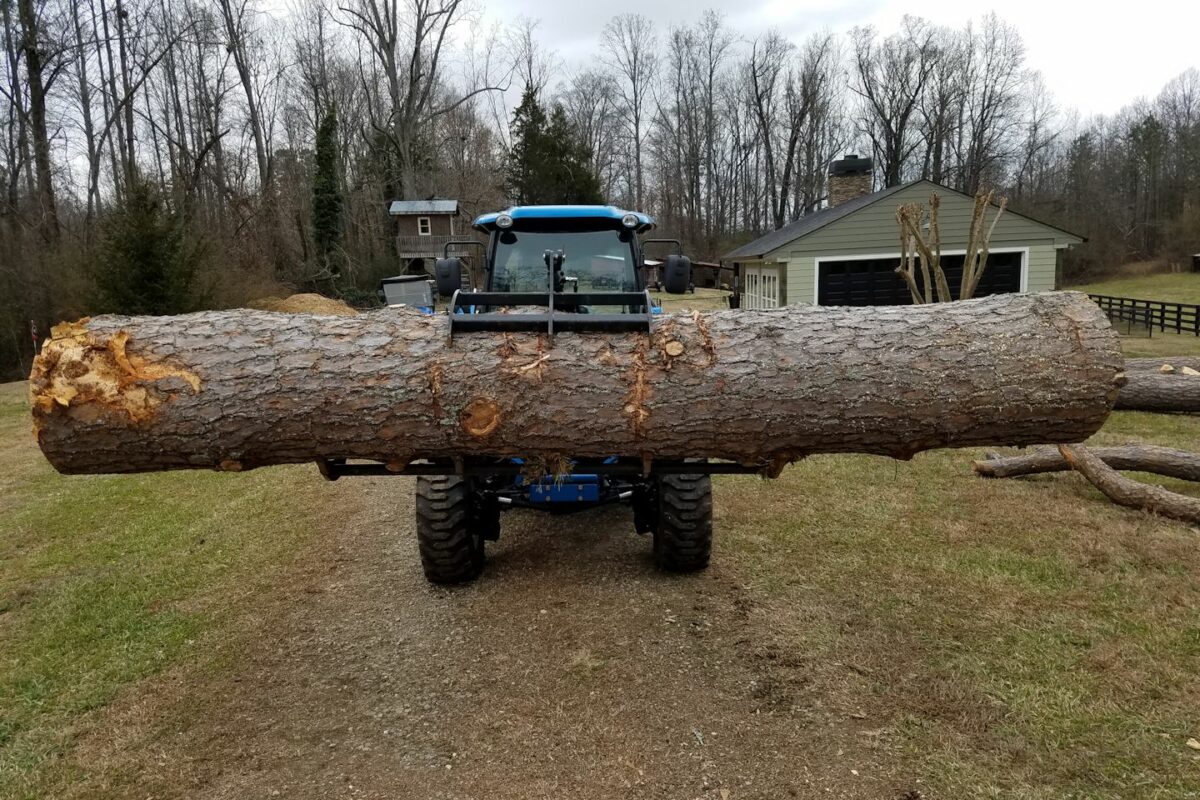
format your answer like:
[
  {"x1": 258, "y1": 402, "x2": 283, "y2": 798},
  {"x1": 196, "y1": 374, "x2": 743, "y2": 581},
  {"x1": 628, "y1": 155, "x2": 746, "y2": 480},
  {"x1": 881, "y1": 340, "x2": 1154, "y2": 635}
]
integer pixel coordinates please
[
  {"x1": 496, "y1": 213, "x2": 513, "y2": 229},
  {"x1": 621, "y1": 213, "x2": 639, "y2": 228}
]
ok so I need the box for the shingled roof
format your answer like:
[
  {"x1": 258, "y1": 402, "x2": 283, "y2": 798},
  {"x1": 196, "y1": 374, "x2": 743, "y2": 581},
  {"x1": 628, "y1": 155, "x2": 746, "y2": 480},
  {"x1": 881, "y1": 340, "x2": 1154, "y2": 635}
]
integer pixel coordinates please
[
  {"x1": 722, "y1": 180, "x2": 1084, "y2": 261},
  {"x1": 722, "y1": 183, "x2": 911, "y2": 260},
  {"x1": 388, "y1": 199, "x2": 459, "y2": 215}
]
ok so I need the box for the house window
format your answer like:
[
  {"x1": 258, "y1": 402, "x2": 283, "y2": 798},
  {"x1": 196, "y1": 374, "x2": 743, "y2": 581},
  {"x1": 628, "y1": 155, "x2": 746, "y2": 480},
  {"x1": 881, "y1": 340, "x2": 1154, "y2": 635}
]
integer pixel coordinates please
[{"x1": 417, "y1": 216, "x2": 431, "y2": 236}]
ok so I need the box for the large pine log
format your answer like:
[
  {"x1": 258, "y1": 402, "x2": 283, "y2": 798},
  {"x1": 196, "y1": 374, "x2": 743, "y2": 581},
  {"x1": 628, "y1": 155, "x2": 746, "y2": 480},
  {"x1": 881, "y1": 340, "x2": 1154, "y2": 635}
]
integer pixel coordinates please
[{"x1": 30, "y1": 292, "x2": 1124, "y2": 475}]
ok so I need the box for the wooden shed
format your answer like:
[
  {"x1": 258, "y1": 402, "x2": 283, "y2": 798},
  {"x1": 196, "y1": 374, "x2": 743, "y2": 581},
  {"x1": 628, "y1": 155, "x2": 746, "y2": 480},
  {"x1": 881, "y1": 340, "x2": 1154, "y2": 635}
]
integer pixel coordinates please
[
  {"x1": 389, "y1": 199, "x2": 473, "y2": 275},
  {"x1": 722, "y1": 159, "x2": 1084, "y2": 309}
]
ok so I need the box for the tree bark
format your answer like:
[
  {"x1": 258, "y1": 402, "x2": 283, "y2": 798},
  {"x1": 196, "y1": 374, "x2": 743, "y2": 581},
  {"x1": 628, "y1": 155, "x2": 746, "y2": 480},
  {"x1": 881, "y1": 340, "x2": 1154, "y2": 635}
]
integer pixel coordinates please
[
  {"x1": 30, "y1": 292, "x2": 1124, "y2": 476},
  {"x1": 974, "y1": 445, "x2": 1200, "y2": 481},
  {"x1": 1114, "y1": 371, "x2": 1200, "y2": 414},
  {"x1": 1057, "y1": 444, "x2": 1200, "y2": 524}
]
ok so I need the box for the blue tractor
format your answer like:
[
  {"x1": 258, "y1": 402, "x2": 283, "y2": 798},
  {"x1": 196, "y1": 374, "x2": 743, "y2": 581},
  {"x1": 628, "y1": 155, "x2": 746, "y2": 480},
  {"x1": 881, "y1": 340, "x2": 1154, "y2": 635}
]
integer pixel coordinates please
[{"x1": 411, "y1": 205, "x2": 722, "y2": 584}]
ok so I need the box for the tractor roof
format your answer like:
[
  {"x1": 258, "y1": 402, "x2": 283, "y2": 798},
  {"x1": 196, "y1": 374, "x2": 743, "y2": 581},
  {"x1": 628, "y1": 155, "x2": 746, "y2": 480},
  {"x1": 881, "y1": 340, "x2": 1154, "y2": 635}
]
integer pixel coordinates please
[{"x1": 473, "y1": 205, "x2": 655, "y2": 233}]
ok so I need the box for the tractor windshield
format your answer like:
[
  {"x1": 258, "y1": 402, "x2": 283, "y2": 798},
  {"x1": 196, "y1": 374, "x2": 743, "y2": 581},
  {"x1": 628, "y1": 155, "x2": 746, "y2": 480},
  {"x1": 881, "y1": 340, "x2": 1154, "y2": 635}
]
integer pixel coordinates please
[{"x1": 491, "y1": 228, "x2": 637, "y2": 293}]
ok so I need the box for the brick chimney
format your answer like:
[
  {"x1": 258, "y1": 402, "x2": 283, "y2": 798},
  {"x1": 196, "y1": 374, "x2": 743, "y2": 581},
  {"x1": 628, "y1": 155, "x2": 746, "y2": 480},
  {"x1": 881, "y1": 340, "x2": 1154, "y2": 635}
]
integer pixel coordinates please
[{"x1": 828, "y1": 154, "x2": 874, "y2": 207}]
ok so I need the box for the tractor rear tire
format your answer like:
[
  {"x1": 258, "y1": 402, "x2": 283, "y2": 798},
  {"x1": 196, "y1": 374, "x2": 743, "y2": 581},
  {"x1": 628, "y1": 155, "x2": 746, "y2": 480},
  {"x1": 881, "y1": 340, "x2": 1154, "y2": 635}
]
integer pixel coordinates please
[
  {"x1": 652, "y1": 474, "x2": 713, "y2": 573},
  {"x1": 415, "y1": 476, "x2": 485, "y2": 584}
]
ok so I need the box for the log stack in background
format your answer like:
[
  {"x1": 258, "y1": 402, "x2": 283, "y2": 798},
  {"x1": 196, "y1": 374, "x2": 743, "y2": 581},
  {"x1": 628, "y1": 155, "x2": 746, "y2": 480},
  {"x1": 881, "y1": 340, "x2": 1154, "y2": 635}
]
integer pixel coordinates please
[{"x1": 29, "y1": 292, "x2": 1124, "y2": 476}]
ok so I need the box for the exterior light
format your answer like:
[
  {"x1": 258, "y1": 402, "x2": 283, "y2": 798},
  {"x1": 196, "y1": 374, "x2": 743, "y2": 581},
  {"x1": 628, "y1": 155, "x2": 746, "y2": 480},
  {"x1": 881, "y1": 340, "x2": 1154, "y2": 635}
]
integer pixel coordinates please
[
  {"x1": 496, "y1": 213, "x2": 514, "y2": 229},
  {"x1": 621, "y1": 213, "x2": 639, "y2": 228}
]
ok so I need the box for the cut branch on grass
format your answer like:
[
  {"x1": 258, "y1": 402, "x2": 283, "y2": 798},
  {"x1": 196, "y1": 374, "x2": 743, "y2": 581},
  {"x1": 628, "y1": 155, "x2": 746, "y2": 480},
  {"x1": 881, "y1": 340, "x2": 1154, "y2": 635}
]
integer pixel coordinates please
[
  {"x1": 1057, "y1": 444, "x2": 1200, "y2": 525},
  {"x1": 974, "y1": 444, "x2": 1200, "y2": 481}
]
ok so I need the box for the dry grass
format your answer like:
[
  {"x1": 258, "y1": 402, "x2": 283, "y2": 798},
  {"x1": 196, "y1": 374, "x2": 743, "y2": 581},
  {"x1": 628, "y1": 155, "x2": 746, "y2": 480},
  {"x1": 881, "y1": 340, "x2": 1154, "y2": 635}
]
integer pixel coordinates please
[{"x1": 716, "y1": 410, "x2": 1200, "y2": 798}]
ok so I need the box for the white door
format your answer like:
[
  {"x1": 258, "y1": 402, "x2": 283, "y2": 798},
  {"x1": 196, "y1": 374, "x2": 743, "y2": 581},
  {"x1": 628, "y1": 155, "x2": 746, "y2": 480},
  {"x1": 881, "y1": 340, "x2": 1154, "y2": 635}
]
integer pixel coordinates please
[{"x1": 742, "y1": 264, "x2": 781, "y2": 309}]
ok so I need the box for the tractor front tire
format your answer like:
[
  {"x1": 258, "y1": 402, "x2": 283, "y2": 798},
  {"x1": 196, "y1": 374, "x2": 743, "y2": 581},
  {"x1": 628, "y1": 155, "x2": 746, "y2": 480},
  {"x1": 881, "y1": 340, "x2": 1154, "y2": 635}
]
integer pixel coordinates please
[
  {"x1": 652, "y1": 474, "x2": 713, "y2": 573},
  {"x1": 415, "y1": 476, "x2": 485, "y2": 584}
]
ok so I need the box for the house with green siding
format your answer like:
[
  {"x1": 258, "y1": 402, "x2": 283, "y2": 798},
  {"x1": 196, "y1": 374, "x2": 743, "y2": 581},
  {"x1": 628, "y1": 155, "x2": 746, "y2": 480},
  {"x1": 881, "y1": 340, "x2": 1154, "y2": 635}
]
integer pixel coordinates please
[{"x1": 722, "y1": 157, "x2": 1083, "y2": 308}]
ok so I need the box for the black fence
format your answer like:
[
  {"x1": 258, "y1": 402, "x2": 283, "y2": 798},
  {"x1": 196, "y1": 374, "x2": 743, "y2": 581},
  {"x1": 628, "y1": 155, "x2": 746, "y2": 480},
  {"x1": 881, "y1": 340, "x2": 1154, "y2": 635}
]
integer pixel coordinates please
[{"x1": 1088, "y1": 294, "x2": 1200, "y2": 337}]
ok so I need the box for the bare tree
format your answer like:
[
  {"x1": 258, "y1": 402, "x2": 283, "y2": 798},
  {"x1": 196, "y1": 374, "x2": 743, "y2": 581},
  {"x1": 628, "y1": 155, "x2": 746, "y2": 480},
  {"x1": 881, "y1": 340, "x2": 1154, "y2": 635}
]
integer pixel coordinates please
[
  {"x1": 560, "y1": 69, "x2": 620, "y2": 200},
  {"x1": 956, "y1": 14, "x2": 1026, "y2": 193},
  {"x1": 850, "y1": 17, "x2": 937, "y2": 187},
  {"x1": 16, "y1": 0, "x2": 64, "y2": 241},
  {"x1": 335, "y1": 0, "x2": 506, "y2": 198},
  {"x1": 601, "y1": 13, "x2": 657, "y2": 209}
]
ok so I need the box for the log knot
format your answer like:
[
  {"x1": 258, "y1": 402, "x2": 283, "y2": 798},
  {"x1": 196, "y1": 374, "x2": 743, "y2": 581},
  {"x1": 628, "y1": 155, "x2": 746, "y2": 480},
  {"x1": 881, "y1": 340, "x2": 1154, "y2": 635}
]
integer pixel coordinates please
[{"x1": 460, "y1": 397, "x2": 502, "y2": 439}]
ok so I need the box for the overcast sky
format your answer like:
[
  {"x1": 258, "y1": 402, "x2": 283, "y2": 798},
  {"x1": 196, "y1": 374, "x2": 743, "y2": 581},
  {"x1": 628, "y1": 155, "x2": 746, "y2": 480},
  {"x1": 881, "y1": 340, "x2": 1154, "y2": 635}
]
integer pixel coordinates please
[{"x1": 481, "y1": 0, "x2": 1198, "y2": 118}]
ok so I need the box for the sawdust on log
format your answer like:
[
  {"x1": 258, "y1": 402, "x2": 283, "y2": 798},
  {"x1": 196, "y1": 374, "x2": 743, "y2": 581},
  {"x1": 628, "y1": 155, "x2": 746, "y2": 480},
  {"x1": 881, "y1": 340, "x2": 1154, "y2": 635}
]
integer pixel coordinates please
[{"x1": 246, "y1": 293, "x2": 358, "y2": 316}]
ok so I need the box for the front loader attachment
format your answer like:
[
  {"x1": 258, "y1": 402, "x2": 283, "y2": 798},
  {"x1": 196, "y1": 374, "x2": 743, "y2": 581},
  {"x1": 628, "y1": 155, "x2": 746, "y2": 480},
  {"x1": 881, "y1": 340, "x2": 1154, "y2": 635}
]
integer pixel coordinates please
[{"x1": 448, "y1": 289, "x2": 655, "y2": 342}]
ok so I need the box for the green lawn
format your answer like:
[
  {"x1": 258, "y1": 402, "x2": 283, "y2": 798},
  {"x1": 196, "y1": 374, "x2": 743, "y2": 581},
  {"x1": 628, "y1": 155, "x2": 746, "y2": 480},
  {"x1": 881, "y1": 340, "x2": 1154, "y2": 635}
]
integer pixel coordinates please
[
  {"x1": 1068, "y1": 273, "x2": 1200, "y2": 358},
  {"x1": 1070, "y1": 272, "x2": 1200, "y2": 306},
  {"x1": 0, "y1": 382, "x2": 343, "y2": 800}
]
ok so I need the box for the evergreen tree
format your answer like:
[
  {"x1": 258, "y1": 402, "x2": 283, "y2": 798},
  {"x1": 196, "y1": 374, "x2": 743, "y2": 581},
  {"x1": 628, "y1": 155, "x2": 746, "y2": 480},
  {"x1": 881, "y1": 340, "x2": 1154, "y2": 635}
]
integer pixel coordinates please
[
  {"x1": 506, "y1": 84, "x2": 604, "y2": 205},
  {"x1": 93, "y1": 176, "x2": 201, "y2": 315},
  {"x1": 312, "y1": 106, "x2": 343, "y2": 269}
]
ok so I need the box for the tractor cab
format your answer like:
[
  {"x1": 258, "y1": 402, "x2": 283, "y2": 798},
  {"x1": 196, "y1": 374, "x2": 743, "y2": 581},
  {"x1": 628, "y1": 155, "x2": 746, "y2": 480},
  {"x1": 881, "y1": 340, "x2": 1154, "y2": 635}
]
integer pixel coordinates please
[{"x1": 430, "y1": 206, "x2": 693, "y2": 339}]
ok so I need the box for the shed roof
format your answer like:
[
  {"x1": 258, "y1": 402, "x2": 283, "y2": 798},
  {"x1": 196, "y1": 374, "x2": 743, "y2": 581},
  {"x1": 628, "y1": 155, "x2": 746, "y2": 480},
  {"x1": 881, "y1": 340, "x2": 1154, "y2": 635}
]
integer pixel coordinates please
[
  {"x1": 389, "y1": 199, "x2": 458, "y2": 215},
  {"x1": 721, "y1": 180, "x2": 1085, "y2": 261}
]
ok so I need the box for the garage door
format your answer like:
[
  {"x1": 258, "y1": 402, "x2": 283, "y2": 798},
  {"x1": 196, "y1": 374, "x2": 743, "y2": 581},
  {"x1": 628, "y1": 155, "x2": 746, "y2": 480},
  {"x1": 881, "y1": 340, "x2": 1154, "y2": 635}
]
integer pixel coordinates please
[{"x1": 816, "y1": 251, "x2": 1023, "y2": 306}]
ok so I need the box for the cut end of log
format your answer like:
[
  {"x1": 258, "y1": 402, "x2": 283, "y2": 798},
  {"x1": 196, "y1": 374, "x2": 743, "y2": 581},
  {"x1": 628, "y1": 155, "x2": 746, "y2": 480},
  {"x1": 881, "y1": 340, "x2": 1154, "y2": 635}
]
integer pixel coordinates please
[{"x1": 29, "y1": 320, "x2": 202, "y2": 439}]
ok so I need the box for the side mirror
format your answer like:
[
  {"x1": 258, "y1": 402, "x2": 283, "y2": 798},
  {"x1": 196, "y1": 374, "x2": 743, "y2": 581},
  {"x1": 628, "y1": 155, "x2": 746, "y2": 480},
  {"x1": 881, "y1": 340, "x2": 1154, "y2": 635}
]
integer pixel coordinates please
[
  {"x1": 434, "y1": 258, "x2": 464, "y2": 298},
  {"x1": 662, "y1": 254, "x2": 692, "y2": 294}
]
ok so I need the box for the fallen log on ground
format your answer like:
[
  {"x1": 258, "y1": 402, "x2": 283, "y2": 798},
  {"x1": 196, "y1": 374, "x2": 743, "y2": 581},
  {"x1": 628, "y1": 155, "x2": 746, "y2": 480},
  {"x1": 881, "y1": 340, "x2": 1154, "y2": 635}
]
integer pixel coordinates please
[
  {"x1": 973, "y1": 444, "x2": 1200, "y2": 481},
  {"x1": 1057, "y1": 444, "x2": 1200, "y2": 524},
  {"x1": 30, "y1": 292, "x2": 1124, "y2": 475},
  {"x1": 1114, "y1": 370, "x2": 1200, "y2": 413}
]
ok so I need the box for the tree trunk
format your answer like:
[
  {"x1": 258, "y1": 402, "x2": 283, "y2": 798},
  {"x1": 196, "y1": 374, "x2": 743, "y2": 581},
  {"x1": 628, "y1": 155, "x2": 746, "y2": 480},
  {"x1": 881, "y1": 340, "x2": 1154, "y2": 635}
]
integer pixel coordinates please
[
  {"x1": 17, "y1": 0, "x2": 59, "y2": 242},
  {"x1": 30, "y1": 292, "x2": 1124, "y2": 476},
  {"x1": 974, "y1": 444, "x2": 1200, "y2": 481},
  {"x1": 1114, "y1": 371, "x2": 1200, "y2": 414}
]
